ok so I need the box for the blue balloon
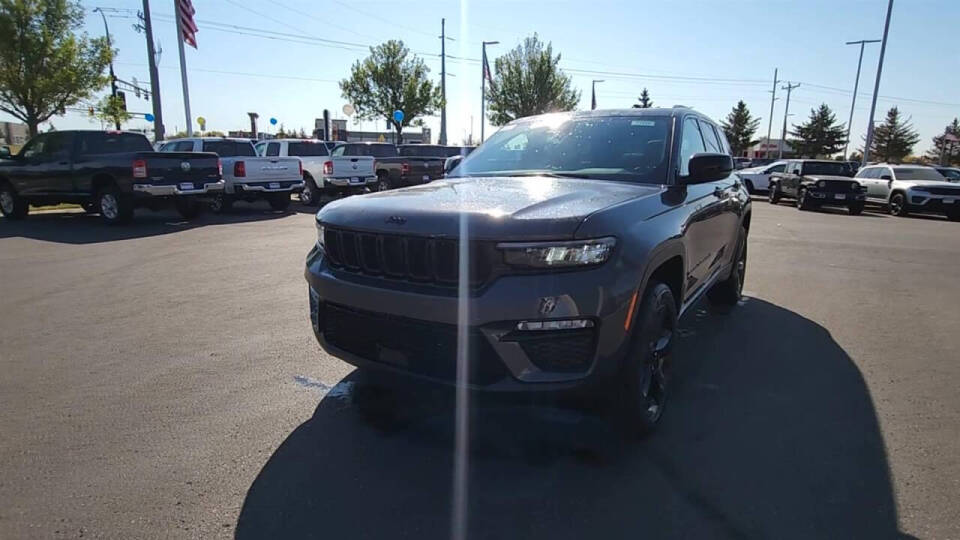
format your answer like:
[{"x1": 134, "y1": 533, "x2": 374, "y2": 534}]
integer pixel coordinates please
[
  {"x1": 269, "y1": 117, "x2": 278, "y2": 125},
  {"x1": 144, "y1": 113, "x2": 155, "y2": 122},
  {"x1": 393, "y1": 110, "x2": 404, "y2": 123}
]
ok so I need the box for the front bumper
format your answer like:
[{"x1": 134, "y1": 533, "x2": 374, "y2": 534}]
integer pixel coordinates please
[
  {"x1": 808, "y1": 191, "x2": 866, "y2": 203},
  {"x1": 133, "y1": 180, "x2": 225, "y2": 196},
  {"x1": 304, "y1": 247, "x2": 636, "y2": 392},
  {"x1": 907, "y1": 192, "x2": 960, "y2": 211}
]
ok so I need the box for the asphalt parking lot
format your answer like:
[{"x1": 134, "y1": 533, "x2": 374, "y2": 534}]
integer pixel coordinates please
[{"x1": 1, "y1": 199, "x2": 958, "y2": 539}]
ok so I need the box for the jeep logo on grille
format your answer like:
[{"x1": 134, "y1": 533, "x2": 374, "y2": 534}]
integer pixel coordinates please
[
  {"x1": 385, "y1": 215, "x2": 407, "y2": 225},
  {"x1": 538, "y1": 297, "x2": 557, "y2": 315}
]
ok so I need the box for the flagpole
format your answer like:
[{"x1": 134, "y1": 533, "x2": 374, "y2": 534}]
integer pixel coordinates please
[{"x1": 175, "y1": 0, "x2": 193, "y2": 136}]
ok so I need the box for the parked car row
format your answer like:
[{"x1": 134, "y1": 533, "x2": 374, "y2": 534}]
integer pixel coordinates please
[
  {"x1": 764, "y1": 159, "x2": 960, "y2": 220},
  {"x1": 0, "y1": 130, "x2": 475, "y2": 224}
]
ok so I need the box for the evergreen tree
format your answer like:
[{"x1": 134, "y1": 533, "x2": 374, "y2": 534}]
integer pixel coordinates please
[
  {"x1": 632, "y1": 88, "x2": 653, "y2": 108},
  {"x1": 924, "y1": 118, "x2": 960, "y2": 166},
  {"x1": 720, "y1": 100, "x2": 760, "y2": 155},
  {"x1": 789, "y1": 103, "x2": 846, "y2": 157},
  {"x1": 869, "y1": 106, "x2": 919, "y2": 162}
]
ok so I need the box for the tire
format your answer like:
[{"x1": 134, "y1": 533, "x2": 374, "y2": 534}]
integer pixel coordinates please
[
  {"x1": 708, "y1": 226, "x2": 747, "y2": 307},
  {"x1": 616, "y1": 281, "x2": 677, "y2": 438},
  {"x1": 796, "y1": 188, "x2": 813, "y2": 211},
  {"x1": 174, "y1": 197, "x2": 202, "y2": 219},
  {"x1": 376, "y1": 172, "x2": 391, "y2": 192},
  {"x1": 743, "y1": 179, "x2": 755, "y2": 195},
  {"x1": 889, "y1": 192, "x2": 909, "y2": 217},
  {"x1": 768, "y1": 183, "x2": 781, "y2": 204},
  {"x1": 0, "y1": 182, "x2": 29, "y2": 219},
  {"x1": 848, "y1": 202, "x2": 865, "y2": 215},
  {"x1": 268, "y1": 192, "x2": 292, "y2": 211},
  {"x1": 97, "y1": 184, "x2": 133, "y2": 225},
  {"x1": 209, "y1": 193, "x2": 233, "y2": 214},
  {"x1": 299, "y1": 174, "x2": 319, "y2": 206}
]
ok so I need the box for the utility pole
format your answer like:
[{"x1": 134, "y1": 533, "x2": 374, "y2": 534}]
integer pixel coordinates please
[
  {"x1": 862, "y1": 0, "x2": 894, "y2": 165},
  {"x1": 175, "y1": 0, "x2": 193, "y2": 136},
  {"x1": 843, "y1": 39, "x2": 880, "y2": 159},
  {"x1": 94, "y1": 8, "x2": 120, "y2": 130},
  {"x1": 778, "y1": 82, "x2": 800, "y2": 159},
  {"x1": 480, "y1": 40, "x2": 498, "y2": 143},
  {"x1": 591, "y1": 80, "x2": 604, "y2": 110},
  {"x1": 439, "y1": 19, "x2": 451, "y2": 145},
  {"x1": 765, "y1": 68, "x2": 779, "y2": 159},
  {"x1": 142, "y1": 0, "x2": 164, "y2": 141}
]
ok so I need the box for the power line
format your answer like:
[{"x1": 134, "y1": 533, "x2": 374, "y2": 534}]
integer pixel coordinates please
[{"x1": 329, "y1": 0, "x2": 436, "y2": 38}]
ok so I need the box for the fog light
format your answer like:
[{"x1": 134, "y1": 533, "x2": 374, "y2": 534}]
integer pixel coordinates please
[{"x1": 517, "y1": 319, "x2": 594, "y2": 331}]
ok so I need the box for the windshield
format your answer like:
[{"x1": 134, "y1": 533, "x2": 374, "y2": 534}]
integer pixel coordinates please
[
  {"x1": 895, "y1": 167, "x2": 946, "y2": 181},
  {"x1": 202, "y1": 140, "x2": 256, "y2": 157},
  {"x1": 288, "y1": 142, "x2": 329, "y2": 157},
  {"x1": 803, "y1": 161, "x2": 850, "y2": 176},
  {"x1": 937, "y1": 168, "x2": 960, "y2": 181},
  {"x1": 453, "y1": 114, "x2": 671, "y2": 183}
]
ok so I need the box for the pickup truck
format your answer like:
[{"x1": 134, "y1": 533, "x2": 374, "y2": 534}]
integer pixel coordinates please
[
  {"x1": 768, "y1": 159, "x2": 866, "y2": 214},
  {"x1": 331, "y1": 142, "x2": 444, "y2": 191},
  {"x1": 306, "y1": 108, "x2": 751, "y2": 436},
  {"x1": 735, "y1": 160, "x2": 786, "y2": 193},
  {"x1": 0, "y1": 130, "x2": 222, "y2": 224},
  {"x1": 254, "y1": 138, "x2": 375, "y2": 206},
  {"x1": 160, "y1": 137, "x2": 302, "y2": 212}
]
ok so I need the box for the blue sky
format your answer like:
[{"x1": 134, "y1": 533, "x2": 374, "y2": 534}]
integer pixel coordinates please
[{"x1": 4, "y1": 0, "x2": 958, "y2": 154}]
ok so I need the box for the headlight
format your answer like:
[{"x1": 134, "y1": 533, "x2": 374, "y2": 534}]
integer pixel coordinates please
[
  {"x1": 315, "y1": 221, "x2": 325, "y2": 250},
  {"x1": 817, "y1": 180, "x2": 826, "y2": 188},
  {"x1": 859, "y1": 183, "x2": 868, "y2": 191},
  {"x1": 498, "y1": 237, "x2": 616, "y2": 268}
]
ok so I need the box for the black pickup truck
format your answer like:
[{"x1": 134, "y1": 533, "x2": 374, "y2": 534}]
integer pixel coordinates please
[
  {"x1": 331, "y1": 142, "x2": 446, "y2": 190},
  {"x1": 0, "y1": 130, "x2": 222, "y2": 224},
  {"x1": 307, "y1": 108, "x2": 751, "y2": 436}
]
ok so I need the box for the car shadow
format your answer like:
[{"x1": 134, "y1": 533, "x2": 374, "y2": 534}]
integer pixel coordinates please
[
  {"x1": 0, "y1": 205, "x2": 292, "y2": 245},
  {"x1": 235, "y1": 298, "x2": 903, "y2": 540}
]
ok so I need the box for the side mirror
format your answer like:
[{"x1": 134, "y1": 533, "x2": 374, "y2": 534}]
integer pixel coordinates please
[
  {"x1": 682, "y1": 153, "x2": 733, "y2": 184},
  {"x1": 880, "y1": 174, "x2": 892, "y2": 180},
  {"x1": 0, "y1": 146, "x2": 10, "y2": 159}
]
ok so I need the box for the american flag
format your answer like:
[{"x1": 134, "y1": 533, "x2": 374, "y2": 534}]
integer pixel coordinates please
[
  {"x1": 483, "y1": 50, "x2": 495, "y2": 91},
  {"x1": 177, "y1": 0, "x2": 198, "y2": 49}
]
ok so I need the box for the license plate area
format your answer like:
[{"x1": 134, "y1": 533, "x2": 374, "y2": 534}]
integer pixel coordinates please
[
  {"x1": 834, "y1": 194, "x2": 846, "y2": 200},
  {"x1": 268, "y1": 182, "x2": 280, "y2": 189},
  {"x1": 179, "y1": 182, "x2": 194, "y2": 191},
  {"x1": 349, "y1": 177, "x2": 362, "y2": 184}
]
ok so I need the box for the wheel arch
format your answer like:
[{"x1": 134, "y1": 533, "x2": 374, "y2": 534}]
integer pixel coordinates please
[
  {"x1": 91, "y1": 173, "x2": 117, "y2": 193},
  {"x1": 639, "y1": 242, "x2": 685, "y2": 313}
]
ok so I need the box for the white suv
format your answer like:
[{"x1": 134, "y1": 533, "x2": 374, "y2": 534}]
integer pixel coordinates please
[{"x1": 855, "y1": 164, "x2": 960, "y2": 220}]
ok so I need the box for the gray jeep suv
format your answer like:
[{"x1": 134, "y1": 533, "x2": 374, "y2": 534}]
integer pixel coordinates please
[{"x1": 305, "y1": 108, "x2": 752, "y2": 434}]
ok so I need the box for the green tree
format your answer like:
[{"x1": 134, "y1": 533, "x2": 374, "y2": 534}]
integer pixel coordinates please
[
  {"x1": 95, "y1": 95, "x2": 130, "y2": 128},
  {"x1": 924, "y1": 118, "x2": 960, "y2": 166},
  {"x1": 486, "y1": 34, "x2": 580, "y2": 126},
  {"x1": 869, "y1": 106, "x2": 919, "y2": 162},
  {"x1": 789, "y1": 103, "x2": 847, "y2": 157},
  {"x1": 720, "y1": 100, "x2": 761, "y2": 156},
  {"x1": 204, "y1": 130, "x2": 225, "y2": 137},
  {"x1": 339, "y1": 40, "x2": 439, "y2": 144},
  {"x1": 0, "y1": 0, "x2": 113, "y2": 136},
  {"x1": 632, "y1": 88, "x2": 653, "y2": 109}
]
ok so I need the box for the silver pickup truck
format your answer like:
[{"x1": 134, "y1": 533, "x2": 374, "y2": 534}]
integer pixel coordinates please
[
  {"x1": 255, "y1": 139, "x2": 376, "y2": 206},
  {"x1": 159, "y1": 137, "x2": 302, "y2": 211}
]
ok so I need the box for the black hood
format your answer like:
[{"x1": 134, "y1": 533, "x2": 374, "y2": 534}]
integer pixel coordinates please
[{"x1": 317, "y1": 176, "x2": 662, "y2": 240}]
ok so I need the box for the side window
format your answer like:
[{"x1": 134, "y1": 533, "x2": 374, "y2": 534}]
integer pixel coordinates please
[
  {"x1": 175, "y1": 141, "x2": 195, "y2": 152},
  {"x1": 699, "y1": 121, "x2": 723, "y2": 154},
  {"x1": 20, "y1": 134, "x2": 48, "y2": 159},
  {"x1": 43, "y1": 132, "x2": 72, "y2": 160},
  {"x1": 713, "y1": 125, "x2": 731, "y2": 155},
  {"x1": 678, "y1": 117, "x2": 706, "y2": 176},
  {"x1": 790, "y1": 162, "x2": 802, "y2": 175},
  {"x1": 881, "y1": 167, "x2": 893, "y2": 180},
  {"x1": 768, "y1": 163, "x2": 786, "y2": 174},
  {"x1": 266, "y1": 142, "x2": 280, "y2": 157},
  {"x1": 254, "y1": 143, "x2": 265, "y2": 156},
  {"x1": 854, "y1": 167, "x2": 870, "y2": 178},
  {"x1": 331, "y1": 145, "x2": 345, "y2": 157},
  {"x1": 159, "y1": 142, "x2": 173, "y2": 152}
]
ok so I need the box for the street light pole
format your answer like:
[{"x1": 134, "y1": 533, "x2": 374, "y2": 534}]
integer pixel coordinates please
[
  {"x1": 843, "y1": 39, "x2": 881, "y2": 160},
  {"x1": 142, "y1": 0, "x2": 164, "y2": 142},
  {"x1": 862, "y1": 0, "x2": 894, "y2": 165},
  {"x1": 591, "y1": 80, "x2": 604, "y2": 110},
  {"x1": 480, "y1": 41, "x2": 498, "y2": 143},
  {"x1": 439, "y1": 19, "x2": 453, "y2": 145},
  {"x1": 765, "y1": 68, "x2": 779, "y2": 159},
  {"x1": 93, "y1": 8, "x2": 120, "y2": 130}
]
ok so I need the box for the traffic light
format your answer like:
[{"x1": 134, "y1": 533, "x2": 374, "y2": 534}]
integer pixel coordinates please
[{"x1": 117, "y1": 91, "x2": 127, "y2": 112}]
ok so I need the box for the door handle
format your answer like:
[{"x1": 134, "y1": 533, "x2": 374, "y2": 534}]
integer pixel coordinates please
[{"x1": 58, "y1": 161, "x2": 69, "y2": 165}]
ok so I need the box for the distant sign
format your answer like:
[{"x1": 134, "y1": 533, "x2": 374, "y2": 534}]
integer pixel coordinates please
[{"x1": 196, "y1": 116, "x2": 206, "y2": 130}]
